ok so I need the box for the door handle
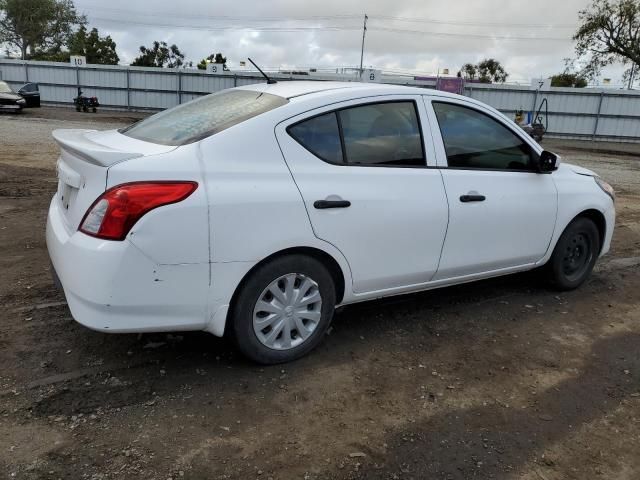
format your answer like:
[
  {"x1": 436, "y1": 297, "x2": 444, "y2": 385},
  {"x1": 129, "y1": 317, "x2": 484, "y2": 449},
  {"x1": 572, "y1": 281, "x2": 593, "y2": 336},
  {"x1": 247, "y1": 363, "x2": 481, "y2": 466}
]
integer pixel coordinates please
[
  {"x1": 314, "y1": 199, "x2": 351, "y2": 209},
  {"x1": 459, "y1": 194, "x2": 486, "y2": 203}
]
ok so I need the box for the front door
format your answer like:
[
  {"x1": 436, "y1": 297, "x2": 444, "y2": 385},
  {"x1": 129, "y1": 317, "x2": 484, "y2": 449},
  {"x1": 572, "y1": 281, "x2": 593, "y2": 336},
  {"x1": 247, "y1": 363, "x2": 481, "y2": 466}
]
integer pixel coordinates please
[
  {"x1": 425, "y1": 98, "x2": 558, "y2": 280},
  {"x1": 276, "y1": 96, "x2": 449, "y2": 294}
]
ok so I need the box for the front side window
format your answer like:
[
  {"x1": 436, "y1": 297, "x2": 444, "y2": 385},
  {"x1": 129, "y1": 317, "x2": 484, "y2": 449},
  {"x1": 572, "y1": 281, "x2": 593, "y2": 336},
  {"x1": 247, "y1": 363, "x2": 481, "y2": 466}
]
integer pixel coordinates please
[
  {"x1": 121, "y1": 89, "x2": 288, "y2": 146},
  {"x1": 288, "y1": 101, "x2": 425, "y2": 167},
  {"x1": 433, "y1": 102, "x2": 533, "y2": 171}
]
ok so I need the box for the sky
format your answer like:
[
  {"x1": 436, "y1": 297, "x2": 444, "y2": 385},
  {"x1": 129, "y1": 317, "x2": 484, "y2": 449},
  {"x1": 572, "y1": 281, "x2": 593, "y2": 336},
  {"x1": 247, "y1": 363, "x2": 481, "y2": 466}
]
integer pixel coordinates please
[{"x1": 71, "y1": 0, "x2": 628, "y2": 85}]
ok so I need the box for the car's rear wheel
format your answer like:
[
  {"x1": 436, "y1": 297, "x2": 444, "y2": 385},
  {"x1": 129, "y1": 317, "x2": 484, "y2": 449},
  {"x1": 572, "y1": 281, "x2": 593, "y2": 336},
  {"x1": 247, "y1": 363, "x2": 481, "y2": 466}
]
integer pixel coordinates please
[
  {"x1": 546, "y1": 217, "x2": 600, "y2": 290},
  {"x1": 231, "y1": 255, "x2": 336, "y2": 364}
]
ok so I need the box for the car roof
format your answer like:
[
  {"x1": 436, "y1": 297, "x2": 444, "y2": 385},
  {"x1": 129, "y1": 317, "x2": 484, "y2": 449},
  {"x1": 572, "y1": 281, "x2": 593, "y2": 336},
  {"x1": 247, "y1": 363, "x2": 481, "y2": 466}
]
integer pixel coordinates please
[{"x1": 236, "y1": 80, "x2": 462, "y2": 100}]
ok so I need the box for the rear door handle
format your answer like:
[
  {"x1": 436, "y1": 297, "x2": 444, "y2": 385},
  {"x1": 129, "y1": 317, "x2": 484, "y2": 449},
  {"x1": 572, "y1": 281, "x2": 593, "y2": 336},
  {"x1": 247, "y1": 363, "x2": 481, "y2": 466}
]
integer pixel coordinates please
[
  {"x1": 314, "y1": 199, "x2": 351, "y2": 209},
  {"x1": 459, "y1": 194, "x2": 486, "y2": 203}
]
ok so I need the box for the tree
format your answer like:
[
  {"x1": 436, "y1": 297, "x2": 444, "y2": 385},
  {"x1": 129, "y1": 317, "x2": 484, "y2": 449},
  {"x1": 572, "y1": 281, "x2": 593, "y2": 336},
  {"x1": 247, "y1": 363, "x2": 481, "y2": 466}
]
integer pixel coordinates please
[
  {"x1": 32, "y1": 25, "x2": 119, "y2": 64},
  {"x1": 476, "y1": 59, "x2": 509, "y2": 83},
  {"x1": 197, "y1": 52, "x2": 227, "y2": 70},
  {"x1": 0, "y1": 0, "x2": 85, "y2": 59},
  {"x1": 573, "y1": 0, "x2": 640, "y2": 82},
  {"x1": 457, "y1": 63, "x2": 477, "y2": 80},
  {"x1": 550, "y1": 72, "x2": 588, "y2": 87},
  {"x1": 131, "y1": 41, "x2": 185, "y2": 68},
  {"x1": 457, "y1": 59, "x2": 508, "y2": 83},
  {"x1": 68, "y1": 26, "x2": 118, "y2": 64}
]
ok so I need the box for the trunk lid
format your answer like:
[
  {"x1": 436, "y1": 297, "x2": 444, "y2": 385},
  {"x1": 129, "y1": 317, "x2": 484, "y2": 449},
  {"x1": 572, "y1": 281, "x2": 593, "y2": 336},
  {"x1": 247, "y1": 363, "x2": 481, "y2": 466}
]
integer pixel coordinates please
[{"x1": 52, "y1": 129, "x2": 175, "y2": 232}]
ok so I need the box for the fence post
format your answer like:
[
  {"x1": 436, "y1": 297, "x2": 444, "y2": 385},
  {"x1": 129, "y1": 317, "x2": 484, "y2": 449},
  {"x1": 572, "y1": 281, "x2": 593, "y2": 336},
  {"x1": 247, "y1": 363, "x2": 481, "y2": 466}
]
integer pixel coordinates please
[
  {"x1": 234, "y1": 74, "x2": 237, "y2": 87},
  {"x1": 75, "y1": 65, "x2": 80, "y2": 93},
  {"x1": 126, "y1": 68, "x2": 131, "y2": 110},
  {"x1": 593, "y1": 91, "x2": 604, "y2": 141},
  {"x1": 176, "y1": 70, "x2": 181, "y2": 105}
]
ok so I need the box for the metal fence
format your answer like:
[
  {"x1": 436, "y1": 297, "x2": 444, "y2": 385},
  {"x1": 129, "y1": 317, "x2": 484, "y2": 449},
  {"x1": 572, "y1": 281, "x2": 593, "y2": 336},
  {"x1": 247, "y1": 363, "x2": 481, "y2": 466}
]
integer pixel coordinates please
[{"x1": 1, "y1": 59, "x2": 640, "y2": 143}]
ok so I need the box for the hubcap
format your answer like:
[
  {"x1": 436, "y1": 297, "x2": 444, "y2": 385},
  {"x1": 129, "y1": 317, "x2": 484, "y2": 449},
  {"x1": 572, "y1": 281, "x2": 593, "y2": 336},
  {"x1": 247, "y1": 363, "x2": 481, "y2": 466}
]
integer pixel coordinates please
[
  {"x1": 253, "y1": 273, "x2": 323, "y2": 350},
  {"x1": 562, "y1": 232, "x2": 592, "y2": 280}
]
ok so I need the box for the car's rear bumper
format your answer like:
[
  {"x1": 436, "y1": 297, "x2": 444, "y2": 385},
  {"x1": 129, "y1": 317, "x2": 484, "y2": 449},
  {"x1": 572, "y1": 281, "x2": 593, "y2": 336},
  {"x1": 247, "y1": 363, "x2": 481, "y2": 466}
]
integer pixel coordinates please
[{"x1": 46, "y1": 197, "x2": 209, "y2": 333}]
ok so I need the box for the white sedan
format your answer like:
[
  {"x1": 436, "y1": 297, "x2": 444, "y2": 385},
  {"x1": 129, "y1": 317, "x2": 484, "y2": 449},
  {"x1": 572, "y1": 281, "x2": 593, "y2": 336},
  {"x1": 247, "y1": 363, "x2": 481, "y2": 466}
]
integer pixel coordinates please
[{"x1": 46, "y1": 81, "x2": 616, "y2": 364}]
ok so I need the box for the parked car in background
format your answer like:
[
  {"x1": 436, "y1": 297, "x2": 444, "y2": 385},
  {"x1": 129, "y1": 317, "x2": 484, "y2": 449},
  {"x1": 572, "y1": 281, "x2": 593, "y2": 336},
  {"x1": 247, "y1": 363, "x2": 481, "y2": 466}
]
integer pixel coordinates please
[
  {"x1": 17, "y1": 82, "x2": 41, "y2": 107},
  {"x1": 46, "y1": 82, "x2": 616, "y2": 364},
  {"x1": 0, "y1": 80, "x2": 26, "y2": 112}
]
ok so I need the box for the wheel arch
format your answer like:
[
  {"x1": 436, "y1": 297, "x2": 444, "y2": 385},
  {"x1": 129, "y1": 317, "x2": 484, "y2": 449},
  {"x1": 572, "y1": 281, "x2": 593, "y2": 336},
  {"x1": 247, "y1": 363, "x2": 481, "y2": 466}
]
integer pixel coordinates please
[
  {"x1": 575, "y1": 208, "x2": 607, "y2": 254},
  {"x1": 226, "y1": 246, "x2": 347, "y2": 335}
]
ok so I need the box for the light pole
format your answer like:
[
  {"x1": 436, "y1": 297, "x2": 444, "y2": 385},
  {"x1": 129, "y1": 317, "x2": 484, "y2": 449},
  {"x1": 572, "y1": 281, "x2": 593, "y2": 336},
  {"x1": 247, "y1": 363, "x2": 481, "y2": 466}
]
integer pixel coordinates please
[{"x1": 359, "y1": 13, "x2": 368, "y2": 76}]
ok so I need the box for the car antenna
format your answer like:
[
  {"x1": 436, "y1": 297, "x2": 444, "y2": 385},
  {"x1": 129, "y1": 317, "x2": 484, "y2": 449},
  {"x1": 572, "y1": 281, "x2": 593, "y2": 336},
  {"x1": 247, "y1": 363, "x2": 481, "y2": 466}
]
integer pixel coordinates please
[{"x1": 248, "y1": 57, "x2": 277, "y2": 84}]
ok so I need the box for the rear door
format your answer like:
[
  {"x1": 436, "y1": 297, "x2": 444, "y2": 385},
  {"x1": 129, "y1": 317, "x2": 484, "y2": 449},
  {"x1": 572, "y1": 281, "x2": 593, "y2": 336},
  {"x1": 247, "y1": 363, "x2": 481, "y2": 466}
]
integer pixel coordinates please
[
  {"x1": 425, "y1": 97, "x2": 558, "y2": 279},
  {"x1": 276, "y1": 95, "x2": 449, "y2": 294}
]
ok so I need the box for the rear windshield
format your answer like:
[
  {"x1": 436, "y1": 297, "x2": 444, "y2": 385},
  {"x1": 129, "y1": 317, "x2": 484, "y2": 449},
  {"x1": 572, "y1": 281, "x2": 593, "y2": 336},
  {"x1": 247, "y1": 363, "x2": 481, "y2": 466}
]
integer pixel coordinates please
[{"x1": 120, "y1": 89, "x2": 288, "y2": 146}]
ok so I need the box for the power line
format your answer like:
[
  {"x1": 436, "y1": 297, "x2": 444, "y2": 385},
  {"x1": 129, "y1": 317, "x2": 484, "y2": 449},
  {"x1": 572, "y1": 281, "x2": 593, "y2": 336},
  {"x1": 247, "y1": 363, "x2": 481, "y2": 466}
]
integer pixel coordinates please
[
  {"x1": 371, "y1": 26, "x2": 570, "y2": 41},
  {"x1": 90, "y1": 15, "x2": 571, "y2": 42},
  {"x1": 77, "y1": 4, "x2": 361, "y2": 22},
  {"x1": 372, "y1": 15, "x2": 577, "y2": 29},
  {"x1": 91, "y1": 16, "x2": 362, "y2": 32},
  {"x1": 76, "y1": 3, "x2": 577, "y2": 29}
]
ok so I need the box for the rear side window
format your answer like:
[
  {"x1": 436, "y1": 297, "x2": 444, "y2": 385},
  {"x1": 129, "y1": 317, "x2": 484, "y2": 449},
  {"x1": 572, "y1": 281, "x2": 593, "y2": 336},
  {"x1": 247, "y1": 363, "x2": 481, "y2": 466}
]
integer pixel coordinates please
[
  {"x1": 288, "y1": 112, "x2": 343, "y2": 164},
  {"x1": 339, "y1": 102, "x2": 423, "y2": 166},
  {"x1": 432, "y1": 102, "x2": 533, "y2": 171},
  {"x1": 121, "y1": 89, "x2": 288, "y2": 146},
  {"x1": 288, "y1": 101, "x2": 425, "y2": 167}
]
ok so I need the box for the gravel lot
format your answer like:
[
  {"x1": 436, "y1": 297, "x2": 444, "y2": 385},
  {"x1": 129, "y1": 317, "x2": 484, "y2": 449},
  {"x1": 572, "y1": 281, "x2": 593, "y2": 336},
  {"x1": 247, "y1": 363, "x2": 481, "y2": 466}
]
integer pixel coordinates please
[{"x1": 1, "y1": 107, "x2": 639, "y2": 480}]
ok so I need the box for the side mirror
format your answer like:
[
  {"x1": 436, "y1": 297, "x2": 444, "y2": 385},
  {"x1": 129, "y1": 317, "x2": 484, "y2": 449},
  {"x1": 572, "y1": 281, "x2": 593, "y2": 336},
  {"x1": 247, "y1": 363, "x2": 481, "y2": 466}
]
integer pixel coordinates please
[{"x1": 535, "y1": 150, "x2": 560, "y2": 173}]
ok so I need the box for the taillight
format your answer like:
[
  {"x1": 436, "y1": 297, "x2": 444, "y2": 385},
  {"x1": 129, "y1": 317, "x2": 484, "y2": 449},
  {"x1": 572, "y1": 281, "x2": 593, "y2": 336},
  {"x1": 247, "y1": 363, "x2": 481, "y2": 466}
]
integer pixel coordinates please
[{"x1": 79, "y1": 181, "x2": 198, "y2": 240}]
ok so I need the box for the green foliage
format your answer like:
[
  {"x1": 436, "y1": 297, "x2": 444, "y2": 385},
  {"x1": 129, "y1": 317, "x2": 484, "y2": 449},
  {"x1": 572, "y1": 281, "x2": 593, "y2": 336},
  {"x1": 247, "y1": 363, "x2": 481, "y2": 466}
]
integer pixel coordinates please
[
  {"x1": 131, "y1": 41, "x2": 185, "y2": 68},
  {"x1": 457, "y1": 58, "x2": 508, "y2": 83},
  {"x1": 550, "y1": 72, "x2": 588, "y2": 87},
  {"x1": 68, "y1": 26, "x2": 118, "y2": 64},
  {"x1": 574, "y1": 0, "x2": 640, "y2": 80},
  {"x1": 197, "y1": 52, "x2": 227, "y2": 70},
  {"x1": 32, "y1": 25, "x2": 119, "y2": 64},
  {"x1": 0, "y1": 0, "x2": 85, "y2": 59},
  {"x1": 457, "y1": 63, "x2": 477, "y2": 80}
]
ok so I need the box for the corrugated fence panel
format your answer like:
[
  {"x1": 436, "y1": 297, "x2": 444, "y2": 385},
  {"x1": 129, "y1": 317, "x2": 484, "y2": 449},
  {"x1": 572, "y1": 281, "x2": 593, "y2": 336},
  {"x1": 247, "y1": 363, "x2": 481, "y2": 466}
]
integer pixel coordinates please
[
  {"x1": 466, "y1": 86, "x2": 535, "y2": 112},
  {"x1": 28, "y1": 65, "x2": 77, "y2": 85},
  {"x1": 548, "y1": 113, "x2": 597, "y2": 135},
  {"x1": 597, "y1": 116, "x2": 640, "y2": 138},
  {"x1": 1, "y1": 59, "x2": 639, "y2": 142},
  {"x1": 546, "y1": 91, "x2": 601, "y2": 115},
  {"x1": 79, "y1": 68, "x2": 127, "y2": 88},
  {"x1": 39, "y1": 85, "x2": 79, "y2": 103},
  {"x1": 0, "y1": 62, "x2": 28, "y2": 82},
  {"x1": 129, "y1": 90, "x2": 178, "y2": 110},
  {"x1": 129, "y1": 70, "x2": 177, "y2": 91},
  {"x1": 600, "y1": 94, "x2": 640, "y2": 116},
  {"x1": 180, "y1": 74, "x2": 237, "y2": 93}
]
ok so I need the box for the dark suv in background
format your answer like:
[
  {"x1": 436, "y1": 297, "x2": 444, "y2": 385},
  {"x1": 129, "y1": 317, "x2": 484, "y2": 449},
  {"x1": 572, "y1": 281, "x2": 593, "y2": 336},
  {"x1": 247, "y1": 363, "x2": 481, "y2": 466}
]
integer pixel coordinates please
[{"x1": 0, "y1": 81, "x2": 40, "y2": 111}]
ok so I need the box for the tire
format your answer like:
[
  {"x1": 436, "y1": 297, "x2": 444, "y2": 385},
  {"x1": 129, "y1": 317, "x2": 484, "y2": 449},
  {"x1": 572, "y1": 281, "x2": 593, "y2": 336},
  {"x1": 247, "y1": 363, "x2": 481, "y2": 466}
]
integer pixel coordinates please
[
  {"x1": 546, "y1": 217, "x2": 600, "y2": 290},
  {"x1": 231, "y1": 255, "x2": 336, "y2": 364}
]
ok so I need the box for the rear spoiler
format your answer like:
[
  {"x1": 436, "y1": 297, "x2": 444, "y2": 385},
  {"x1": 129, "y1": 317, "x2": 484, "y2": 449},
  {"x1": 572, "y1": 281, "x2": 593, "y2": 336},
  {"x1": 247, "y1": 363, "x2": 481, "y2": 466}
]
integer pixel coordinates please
[{"x1": 52, "y1": 129, "x2": 143, "y2": 167}]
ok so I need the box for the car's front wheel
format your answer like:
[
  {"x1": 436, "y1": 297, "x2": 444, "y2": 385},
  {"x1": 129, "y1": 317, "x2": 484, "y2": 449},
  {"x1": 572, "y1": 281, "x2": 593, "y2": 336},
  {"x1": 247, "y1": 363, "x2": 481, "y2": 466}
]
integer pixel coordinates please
[
  {"x1": 230, "y1": 255, "x2": 336, "y2": 364},
  {"x1": 546, "y1": 216, "x2": 600, "y2": 290}
]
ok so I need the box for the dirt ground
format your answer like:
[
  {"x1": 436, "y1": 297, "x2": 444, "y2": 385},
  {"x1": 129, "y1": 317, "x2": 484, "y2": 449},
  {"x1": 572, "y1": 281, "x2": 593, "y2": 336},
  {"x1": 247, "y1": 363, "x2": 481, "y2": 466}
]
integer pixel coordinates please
[{"x1": 0, "y1": 108, "x2": 639, "y2": 480}]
